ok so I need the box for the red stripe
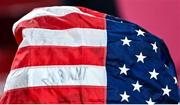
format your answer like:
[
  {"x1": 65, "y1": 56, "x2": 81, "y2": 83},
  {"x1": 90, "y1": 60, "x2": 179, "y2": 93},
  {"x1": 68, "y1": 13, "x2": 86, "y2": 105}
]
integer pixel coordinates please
[
  {"x1": 14, "y1": 13, "x2": 106, "y2": 44},
  {"x1": 0, "y1": 86, "x2": 105, "y2": 104},
  {"x1": 11, "y1": 46, "x2": 106, "y2": 69},
  {"x1": 78, "y1": 6, "x2": 106, "y2": 18}
]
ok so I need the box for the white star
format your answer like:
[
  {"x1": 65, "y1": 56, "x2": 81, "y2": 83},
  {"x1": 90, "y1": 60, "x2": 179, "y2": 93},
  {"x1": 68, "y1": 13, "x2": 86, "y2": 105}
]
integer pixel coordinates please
[
  {"x1": 151, "y1": 42, "x2": 158, "y2": 53},
  {"x1": 164, "y1": 64, "x2": 169, "y2": 70},
  {"x1": 119, "y1": 64, "x2": 130, "y2": 75},
  {"x1": 135, "y1": 29, "x2": 145, "y2": 36},
  {"x1": 173, "y1": 77, "x2": 178, "y2": 84},
  {"x1": 146, "y1": 98, "x2": 155, "y2": 105},
  {"x1": 120, "y1": 91, "x2": 130, "y2": 102},
  {"x1": 120, "y1": 21, "x2": 123, "y2": 23},
  {"x1": 162, "y1": 85, "x2": 171, "y2": 96},
  {"x1": 149, "y1": 69, "x2": 159, "y2": 80},
  {"x1": 132, "y1": 81, "x2": 143, "y2": 92},
  {"x1": 135, "y1": 52, "x2": 147, "y2": 63},
  {"x1": 121, "y1": 37, "x2": 132, "y2": 46}
]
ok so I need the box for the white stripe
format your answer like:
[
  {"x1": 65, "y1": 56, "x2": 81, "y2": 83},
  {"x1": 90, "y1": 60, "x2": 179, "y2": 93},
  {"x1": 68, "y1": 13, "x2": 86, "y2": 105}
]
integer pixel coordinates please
[
  {"x1": 4, "y1": 65, "x2": 107, "y2": 91},
  {"x1": 13, "y1": 6, "x2": 94, "y2": 34},
  {"x1": 19, "y1": 28, "x2": 107, "y2": 48}
]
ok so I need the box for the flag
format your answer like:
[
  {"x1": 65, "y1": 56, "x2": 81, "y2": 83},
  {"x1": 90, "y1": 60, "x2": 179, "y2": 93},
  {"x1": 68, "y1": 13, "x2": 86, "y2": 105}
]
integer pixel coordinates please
[{"x1": 0, "y1": 6, "x2": 179, "y2": 104}]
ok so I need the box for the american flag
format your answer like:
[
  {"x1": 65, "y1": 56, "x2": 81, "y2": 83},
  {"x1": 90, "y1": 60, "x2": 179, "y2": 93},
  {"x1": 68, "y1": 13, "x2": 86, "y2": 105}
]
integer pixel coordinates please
[{"x1": 0, "y1": 6, "x2": 179, "y2": 104}]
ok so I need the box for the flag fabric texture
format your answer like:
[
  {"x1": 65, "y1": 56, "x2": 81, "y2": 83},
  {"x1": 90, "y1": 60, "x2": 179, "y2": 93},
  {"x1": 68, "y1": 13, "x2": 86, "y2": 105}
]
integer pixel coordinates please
[{"x1": 0, "y1": 6, "x2": 179, "y2": 104}]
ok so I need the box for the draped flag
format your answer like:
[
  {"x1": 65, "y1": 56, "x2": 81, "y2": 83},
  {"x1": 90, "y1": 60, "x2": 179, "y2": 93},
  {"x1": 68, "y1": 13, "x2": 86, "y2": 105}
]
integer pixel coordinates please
[{"x1": 0, "y1": 6, "x2": 179, "y2": 104}]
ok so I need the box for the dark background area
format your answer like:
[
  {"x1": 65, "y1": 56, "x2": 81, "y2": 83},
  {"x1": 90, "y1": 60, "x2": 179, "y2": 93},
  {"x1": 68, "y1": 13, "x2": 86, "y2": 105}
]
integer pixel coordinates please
[{"x1": 63, "y1": 0, "x2": 118, "y2": 16}]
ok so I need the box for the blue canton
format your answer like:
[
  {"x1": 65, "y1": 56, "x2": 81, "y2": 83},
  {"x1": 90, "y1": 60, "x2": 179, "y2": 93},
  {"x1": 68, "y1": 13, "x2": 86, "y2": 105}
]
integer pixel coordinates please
[{"x1": 106, "y1": 15, "x2": 179, "y2": 104}]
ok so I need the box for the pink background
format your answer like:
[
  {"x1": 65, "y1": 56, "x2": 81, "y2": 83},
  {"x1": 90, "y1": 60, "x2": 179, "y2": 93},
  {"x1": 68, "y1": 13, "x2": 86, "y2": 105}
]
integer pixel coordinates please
[{"x1": 117, "y1": 0, "x2": 180, "y2": 85}]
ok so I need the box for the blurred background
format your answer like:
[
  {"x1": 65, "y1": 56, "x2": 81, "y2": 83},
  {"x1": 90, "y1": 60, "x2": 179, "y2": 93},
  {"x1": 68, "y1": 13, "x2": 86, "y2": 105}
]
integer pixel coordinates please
[{"x1": 0, "y1": 0, "x2": 179, "y2": 96}]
